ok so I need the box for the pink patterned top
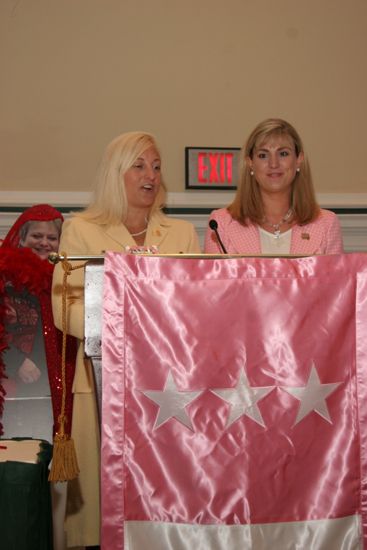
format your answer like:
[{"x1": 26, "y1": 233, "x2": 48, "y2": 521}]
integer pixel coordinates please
[{"x1": 204, "y1": 208, "x2": 344, "y2": 255}]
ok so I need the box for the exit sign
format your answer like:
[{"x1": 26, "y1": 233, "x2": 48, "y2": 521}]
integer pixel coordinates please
[{"x1": 185, "y1": 147, "x2": 240, "y2": 190}]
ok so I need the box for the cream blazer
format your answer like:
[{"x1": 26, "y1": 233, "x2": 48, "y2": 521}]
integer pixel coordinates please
[{"x1": 52, "y1": 210, "x2": 201, "y2": 391}]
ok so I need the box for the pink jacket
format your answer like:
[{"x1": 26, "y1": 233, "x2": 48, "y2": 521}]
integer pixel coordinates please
[{"x1": 204, "y1": 208, "x2": 344, "y2": 255}]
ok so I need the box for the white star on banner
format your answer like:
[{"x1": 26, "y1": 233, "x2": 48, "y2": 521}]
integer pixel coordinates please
[
  {"x1": 142, "y1": 371, "x2": 203, "y2": 430},
  {"x1": 282, "y1": 363, "x2": 341, "y2": 425},
  {"x1": 211, "y1": 370, "x2": 274, "y2": 428}
]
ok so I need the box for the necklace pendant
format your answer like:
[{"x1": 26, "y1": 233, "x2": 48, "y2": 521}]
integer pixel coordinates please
[{"x1": 274, "y1": 229, "x2": 281, "y2": 239}]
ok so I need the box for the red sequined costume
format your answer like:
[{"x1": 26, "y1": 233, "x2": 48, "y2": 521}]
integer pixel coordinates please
[{"x1": 0, "y1": 204, "x2": 76, "y2": 438}]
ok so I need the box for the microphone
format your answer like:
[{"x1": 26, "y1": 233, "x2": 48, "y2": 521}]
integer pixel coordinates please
[{"x1": 209, "y1": 219, "x2": 228, "y2": 254}]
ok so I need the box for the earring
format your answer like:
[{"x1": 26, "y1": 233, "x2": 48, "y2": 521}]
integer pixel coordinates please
[
  {"x1": 296, "y1": 168, "x2": 300, "y2": 173},
  {"x1": 250, "y1": 170, "x2": 254, "y2": 176}
]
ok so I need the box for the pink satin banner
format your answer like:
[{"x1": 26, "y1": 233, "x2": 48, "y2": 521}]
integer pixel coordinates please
[{"x1": 101, "y1": 253, "x2": 367, "y2": 549}]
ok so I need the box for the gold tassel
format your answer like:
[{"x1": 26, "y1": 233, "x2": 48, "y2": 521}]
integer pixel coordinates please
[
  {"x1": 48, "y1": 417, "x2": 80, "y2": 481},
  {"x1": 49, "y1": 254, "x2": 83, "y2": 482}
]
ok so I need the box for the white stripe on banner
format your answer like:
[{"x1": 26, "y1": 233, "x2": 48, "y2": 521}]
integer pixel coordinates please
[{"x1": 125, "y1": 515, "x2": 362, "y2": 550}]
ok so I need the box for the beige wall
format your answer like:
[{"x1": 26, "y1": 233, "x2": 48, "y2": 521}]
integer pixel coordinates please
[{"x1": 0, "y1": 0, "x2": 366, "y2": 195}]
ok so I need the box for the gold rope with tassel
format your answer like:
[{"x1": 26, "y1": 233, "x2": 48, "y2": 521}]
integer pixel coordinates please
[{"x1": 49, "y1": 254, "x2": 84, "y2": 482}]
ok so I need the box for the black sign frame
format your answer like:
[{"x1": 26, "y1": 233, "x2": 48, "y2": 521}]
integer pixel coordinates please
[{"x1": 185, "y1": 146, "x2": 240, "y2": 190}]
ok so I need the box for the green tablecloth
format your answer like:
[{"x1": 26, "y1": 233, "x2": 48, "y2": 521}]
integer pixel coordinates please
[{"x1": 0, "y1": 439, "x2": 53, "y2": 550}]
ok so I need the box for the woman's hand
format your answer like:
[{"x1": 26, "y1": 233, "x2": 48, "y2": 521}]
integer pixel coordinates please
[
  {"x1": 4, "y1": 296, "x2": 17, "y2": 324},
  {"x1": 17, "y1": 357, "x2": 41, "y2": 383}
]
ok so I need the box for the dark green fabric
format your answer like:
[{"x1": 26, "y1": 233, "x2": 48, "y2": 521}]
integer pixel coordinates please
[{"x1": 0, "y1": 439, "x2": 53, "y2": 550}]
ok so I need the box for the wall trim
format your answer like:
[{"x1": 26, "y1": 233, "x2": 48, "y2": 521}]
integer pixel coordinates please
[
  {"x1": 1, "y1": 190, "x2": 367, "y2": 210},
  {"x1": 1, "y1": 191, "x2": 367, "y2": 252}
]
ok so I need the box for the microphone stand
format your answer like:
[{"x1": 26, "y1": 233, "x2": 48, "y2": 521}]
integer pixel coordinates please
[{"x1": 209, "y1": 220, "x2": 228, "y2": 254}]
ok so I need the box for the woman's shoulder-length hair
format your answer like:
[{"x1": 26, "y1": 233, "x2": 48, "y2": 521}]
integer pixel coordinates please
[
  {"x1": 228, "y1": 118, "x2": 320, "y2": 226},
  {"x1": 78, "y1": 131, "x2": 167, "y2": 226}
]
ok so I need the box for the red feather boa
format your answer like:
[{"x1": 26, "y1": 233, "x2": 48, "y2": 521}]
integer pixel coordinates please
[{"x1": 0, "y1": 246, "x2": 76, "y2": 437}]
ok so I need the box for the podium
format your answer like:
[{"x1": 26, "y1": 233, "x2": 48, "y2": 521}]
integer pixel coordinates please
[
  {"x1": 83, "y1": 254, "x2": 233, "y2": 416},
  {"x1": 84, "y1": 259, "x2": 105, "y2": 418},
  {"x1": 79, "y1": 252, "x2": 367, "y2": 550}
]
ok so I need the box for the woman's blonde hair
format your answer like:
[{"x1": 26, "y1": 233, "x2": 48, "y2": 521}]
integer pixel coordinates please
[
  {"x1": 79, "y1": 131, "x2": 167, "y2": 225},
  {"x1": 228, "y1": 118, "x2": 320, "y2": 225}
]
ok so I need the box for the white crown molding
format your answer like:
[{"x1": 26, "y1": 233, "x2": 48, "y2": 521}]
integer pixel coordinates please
[
  {"x1": 167, "y1": 191, "x2": 235, "y2": 208},
  {"x1": 170, "y1": 192, "x2": 367, "y2": 209},
  {"x1": 0, "y1": 191, "x2": 91, "y2": 207},
  {"x1": 316, "y1": 194, "x2": 367, "y2": 208},
  {"x1": 1, "y1": 190, "x2": 367, "y2": 209},
  {"x1": 1, "y1": 191, "x2": 367, "y2": 252}
]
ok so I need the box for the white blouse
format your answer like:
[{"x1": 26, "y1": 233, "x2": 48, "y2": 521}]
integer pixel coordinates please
[{"x1": 258, "y1": 227, "x2": 292, "y2": 255}]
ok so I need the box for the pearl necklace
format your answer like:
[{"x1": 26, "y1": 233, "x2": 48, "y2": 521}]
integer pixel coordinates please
[
  {"x1": 129, "y1": 217, "x2": 149, "y2": 237},
  {"x1": 263, "y1": 208, "x2": 293, "y2": 238},
  {"x1": 130, "y1": 227, "x2": 147, "y2": 237}
]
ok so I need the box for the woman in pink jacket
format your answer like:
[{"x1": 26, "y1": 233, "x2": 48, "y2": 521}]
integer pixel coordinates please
[{"x1": 204, "y1": 118, "x2": 343, "y2": 256}]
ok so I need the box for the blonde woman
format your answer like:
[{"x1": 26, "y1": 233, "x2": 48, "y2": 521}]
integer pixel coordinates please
[{"x1": 52, "y1": 131, "x2": 200, "y2": 548}]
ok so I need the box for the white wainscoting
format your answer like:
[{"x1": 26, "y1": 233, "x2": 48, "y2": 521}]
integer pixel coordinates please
[{"x1": 1, "y1": 191, "x2": 367, "y2": 252}]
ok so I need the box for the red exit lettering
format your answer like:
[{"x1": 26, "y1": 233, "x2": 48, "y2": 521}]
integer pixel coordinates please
[{"x1": 197, "y1": 152, "x2": 234, "y2": 184}]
